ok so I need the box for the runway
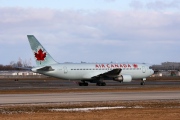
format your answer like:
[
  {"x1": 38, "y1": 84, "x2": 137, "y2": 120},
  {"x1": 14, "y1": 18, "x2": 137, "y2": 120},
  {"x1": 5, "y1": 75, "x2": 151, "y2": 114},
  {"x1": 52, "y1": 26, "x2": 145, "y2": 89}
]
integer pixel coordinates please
[
  {"x1": 0, "y1": 91, "x2": 180, "y2": 104},
  {"x1": 0, "y1": 79, "x2": 180, "y2": 105},
  {"x1": 0, "y1": 79, "x2": 180, "y2": 90}
]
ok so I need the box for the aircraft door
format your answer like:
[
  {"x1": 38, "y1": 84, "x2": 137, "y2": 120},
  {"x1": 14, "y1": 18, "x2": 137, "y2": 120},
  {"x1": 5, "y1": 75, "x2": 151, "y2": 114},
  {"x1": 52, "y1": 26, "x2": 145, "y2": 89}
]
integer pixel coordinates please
[
  {"x1": 142, "y1": 66, "x2": 146, "y2": 73},
  {"x1": 63, "y1": 66, "x2": 68, "y2": 74}
]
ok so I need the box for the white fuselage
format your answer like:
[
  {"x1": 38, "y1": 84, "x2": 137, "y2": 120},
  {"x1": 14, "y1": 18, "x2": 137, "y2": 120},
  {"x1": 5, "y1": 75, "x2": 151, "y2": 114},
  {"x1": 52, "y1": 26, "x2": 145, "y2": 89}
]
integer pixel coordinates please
[{"x1": 32, "y1": 63, "x2": 154, "y2": 80}]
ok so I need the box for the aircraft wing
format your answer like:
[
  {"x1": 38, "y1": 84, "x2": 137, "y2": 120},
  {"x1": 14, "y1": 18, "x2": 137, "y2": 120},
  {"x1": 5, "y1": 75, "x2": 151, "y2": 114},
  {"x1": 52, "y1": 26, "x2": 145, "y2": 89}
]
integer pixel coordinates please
[{"x1": 92, "y1": 68, "x2": 122, "y2": 78}]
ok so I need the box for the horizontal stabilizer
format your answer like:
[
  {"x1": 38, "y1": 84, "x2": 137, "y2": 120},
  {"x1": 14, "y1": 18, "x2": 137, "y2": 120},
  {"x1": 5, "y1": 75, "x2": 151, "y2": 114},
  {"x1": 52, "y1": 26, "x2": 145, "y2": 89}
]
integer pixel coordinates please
[
  {"x1": 36, "y1": 66, "x2": 54, "y2": 71},
  {"x1": 14, "y1": 66, "x2": 32, "y2": 71}
]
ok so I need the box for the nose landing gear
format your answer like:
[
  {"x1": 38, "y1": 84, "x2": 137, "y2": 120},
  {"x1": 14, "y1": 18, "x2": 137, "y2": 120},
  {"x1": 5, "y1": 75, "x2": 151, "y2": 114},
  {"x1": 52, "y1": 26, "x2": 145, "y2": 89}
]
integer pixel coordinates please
[
  {"x1": 140, "y1": 78, "x2": 146, "y2": 85},
  {"x1": 140, "y1": 81, "x2": 145, "y2": 85}
]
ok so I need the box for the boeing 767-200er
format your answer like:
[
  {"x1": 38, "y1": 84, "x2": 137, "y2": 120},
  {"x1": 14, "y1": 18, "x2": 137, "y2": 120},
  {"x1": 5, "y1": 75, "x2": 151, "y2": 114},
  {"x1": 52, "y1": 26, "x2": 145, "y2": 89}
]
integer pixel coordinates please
[{"x1": 27, "y1": 35, "x2": 154, "y2": 86}]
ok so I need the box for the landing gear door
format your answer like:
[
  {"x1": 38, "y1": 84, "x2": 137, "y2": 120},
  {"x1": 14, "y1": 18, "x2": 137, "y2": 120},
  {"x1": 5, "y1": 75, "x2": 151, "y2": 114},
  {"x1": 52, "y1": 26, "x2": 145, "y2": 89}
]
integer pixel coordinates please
[
  {"x1": 63, "y1": 66, "x2": 68, "y2": 74},
  {"x1": 142, "y1": 66, "x2": 146, "y2": 73}
]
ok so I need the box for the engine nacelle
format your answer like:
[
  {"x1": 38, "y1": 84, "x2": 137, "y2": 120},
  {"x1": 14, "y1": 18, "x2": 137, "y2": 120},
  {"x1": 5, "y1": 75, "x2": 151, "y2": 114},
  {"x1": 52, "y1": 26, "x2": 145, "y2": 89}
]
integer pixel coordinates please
[{"x1": 113, "y1": 75, "x2": 132, "y2": 82}]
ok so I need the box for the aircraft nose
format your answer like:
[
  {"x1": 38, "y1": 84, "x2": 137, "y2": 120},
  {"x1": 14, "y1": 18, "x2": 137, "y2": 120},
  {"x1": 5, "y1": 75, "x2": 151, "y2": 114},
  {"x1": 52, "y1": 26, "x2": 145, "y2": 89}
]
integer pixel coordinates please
[{"x1": 151, "y1": 69, "x2": 154, "y2": 75}]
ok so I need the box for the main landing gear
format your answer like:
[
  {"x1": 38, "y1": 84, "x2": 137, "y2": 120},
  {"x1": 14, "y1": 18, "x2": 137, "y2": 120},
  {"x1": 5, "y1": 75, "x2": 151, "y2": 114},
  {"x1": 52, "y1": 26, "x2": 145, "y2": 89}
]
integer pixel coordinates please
[
  {"x1": 96, "y1": 82, "x2": 106, "y2": 86},
  {"x1": 78, "y1": 81, "x2": 89, "y2": 86},
  {"x1": 78, "y1": 80, "x2": 107, "y2": 86}
]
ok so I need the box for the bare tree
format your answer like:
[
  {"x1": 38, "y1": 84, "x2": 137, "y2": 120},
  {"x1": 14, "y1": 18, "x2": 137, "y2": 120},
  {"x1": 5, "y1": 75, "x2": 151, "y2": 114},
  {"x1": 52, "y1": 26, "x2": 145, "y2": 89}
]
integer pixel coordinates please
[
  {"x1": 17, "y1": 57, "x2": 23, "y2": 67},
  {"x1": 0, "y1": 58, "x2": 33, "y2": 71}
]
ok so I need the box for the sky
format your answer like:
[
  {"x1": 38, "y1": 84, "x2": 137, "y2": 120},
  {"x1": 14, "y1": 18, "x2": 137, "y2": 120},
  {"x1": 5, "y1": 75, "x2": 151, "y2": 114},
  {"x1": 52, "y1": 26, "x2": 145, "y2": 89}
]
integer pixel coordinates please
[{"x1": 0, "y1": 0, "x2": 180, "y2": 65}]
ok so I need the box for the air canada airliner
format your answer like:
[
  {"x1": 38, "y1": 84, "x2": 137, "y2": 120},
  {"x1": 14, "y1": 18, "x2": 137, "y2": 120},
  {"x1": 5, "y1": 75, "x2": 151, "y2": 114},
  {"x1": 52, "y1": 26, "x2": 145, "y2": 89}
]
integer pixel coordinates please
[{"x1": 27, "y1": 35, "x2": 154, "y2": 86}]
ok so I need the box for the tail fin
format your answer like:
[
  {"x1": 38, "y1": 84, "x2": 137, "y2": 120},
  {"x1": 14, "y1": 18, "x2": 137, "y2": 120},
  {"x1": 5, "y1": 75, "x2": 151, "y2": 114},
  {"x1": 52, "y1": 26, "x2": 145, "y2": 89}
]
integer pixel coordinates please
[{"x1": 27, "y1": 35, "x2": 57, "y2": 66}]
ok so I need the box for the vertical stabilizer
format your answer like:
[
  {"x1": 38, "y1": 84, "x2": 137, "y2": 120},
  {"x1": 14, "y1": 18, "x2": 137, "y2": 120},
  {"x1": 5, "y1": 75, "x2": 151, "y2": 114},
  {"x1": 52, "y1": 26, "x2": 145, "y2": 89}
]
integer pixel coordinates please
[{"x1": 27, "y1": 35, "x2": 57, "y2": 66}]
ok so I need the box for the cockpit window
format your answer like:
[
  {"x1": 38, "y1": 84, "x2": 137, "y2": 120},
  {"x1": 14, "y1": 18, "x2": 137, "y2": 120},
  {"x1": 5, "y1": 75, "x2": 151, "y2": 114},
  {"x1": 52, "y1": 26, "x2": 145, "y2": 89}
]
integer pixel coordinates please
[{"x1": 149, "y1": 66, "x2": 153, "y2": 69}]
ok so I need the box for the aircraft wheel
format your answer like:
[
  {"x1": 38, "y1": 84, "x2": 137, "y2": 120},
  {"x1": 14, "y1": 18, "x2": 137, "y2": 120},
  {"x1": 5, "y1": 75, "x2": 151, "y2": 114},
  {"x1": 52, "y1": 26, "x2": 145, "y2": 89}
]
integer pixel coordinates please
[
  {"x1": 79, "y1": 82, "x2": 83, "y2": 86},
  {"x1": 102, "y1": 82, "x2": 106, "y2": 86},
  {"x1": 84, "y1": 83, "x2": 88, "y2": 86},
  {"x1": 96, "y1": 82, "x2": 106, "y2": 86},
  {"x1": 140, "y1": 81, "x2": 145, "y2": 85},
  {"x1": 96, "y1": 83, "x2": 100, "y2": 86},
  {"x1": 79, "y1": 82, "x2": 88, "y2": 86}
]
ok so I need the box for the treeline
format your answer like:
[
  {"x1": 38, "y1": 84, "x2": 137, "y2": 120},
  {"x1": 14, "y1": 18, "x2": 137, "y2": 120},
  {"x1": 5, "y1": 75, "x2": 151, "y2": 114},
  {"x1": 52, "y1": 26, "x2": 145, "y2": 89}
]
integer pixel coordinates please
[
  {"x1": 0, "y1": 65, "x2": 16, "y2": 70},
  {"x1": 0, "y1": 58, "x2": 32, "y2": 71}
]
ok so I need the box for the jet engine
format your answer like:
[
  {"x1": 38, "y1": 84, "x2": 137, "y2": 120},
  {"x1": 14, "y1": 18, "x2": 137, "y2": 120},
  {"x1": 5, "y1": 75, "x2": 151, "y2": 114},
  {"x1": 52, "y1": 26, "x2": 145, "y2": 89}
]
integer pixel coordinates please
[{"x1": 113, "y1": 75, "x2": 132, "y2": 82}]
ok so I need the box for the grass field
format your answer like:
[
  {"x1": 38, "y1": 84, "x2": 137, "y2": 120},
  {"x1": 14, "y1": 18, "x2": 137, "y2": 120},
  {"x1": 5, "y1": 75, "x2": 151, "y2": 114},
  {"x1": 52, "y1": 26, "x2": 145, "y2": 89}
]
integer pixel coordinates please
[{"x1": 0, "y1": 100, "x2": 180, "y2": 120}]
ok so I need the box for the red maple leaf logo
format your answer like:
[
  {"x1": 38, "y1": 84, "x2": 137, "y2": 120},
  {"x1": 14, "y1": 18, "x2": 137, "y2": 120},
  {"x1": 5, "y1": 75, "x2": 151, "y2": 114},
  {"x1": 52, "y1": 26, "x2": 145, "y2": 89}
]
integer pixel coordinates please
[
  {"x1": 34, "y1": 49, "x2": 46, "y2": 61},
  {"x1": 133, "y1": 64, "x2": 138, "y2": 68}
]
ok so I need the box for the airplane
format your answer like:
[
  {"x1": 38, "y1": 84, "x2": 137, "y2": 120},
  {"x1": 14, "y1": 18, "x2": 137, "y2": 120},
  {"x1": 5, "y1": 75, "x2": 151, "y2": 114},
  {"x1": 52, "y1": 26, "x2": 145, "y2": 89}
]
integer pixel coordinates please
[{"x1": 27, "y1": 35, "x2": 154, "y2": 86}]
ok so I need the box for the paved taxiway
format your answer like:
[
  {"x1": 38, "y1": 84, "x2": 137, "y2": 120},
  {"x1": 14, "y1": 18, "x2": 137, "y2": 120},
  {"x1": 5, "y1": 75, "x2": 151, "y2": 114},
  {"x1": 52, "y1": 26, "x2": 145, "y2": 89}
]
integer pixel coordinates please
[{"x1": 0, "y1": 91, "x2": 180, "y2": 104}]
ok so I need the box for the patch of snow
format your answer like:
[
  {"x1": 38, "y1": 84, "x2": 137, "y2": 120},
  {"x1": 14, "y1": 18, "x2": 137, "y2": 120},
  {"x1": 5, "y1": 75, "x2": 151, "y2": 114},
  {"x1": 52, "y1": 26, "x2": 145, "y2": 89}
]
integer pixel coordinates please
[{"x1": 50, "y1": 106, "x2": 143, "y2": 112}]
